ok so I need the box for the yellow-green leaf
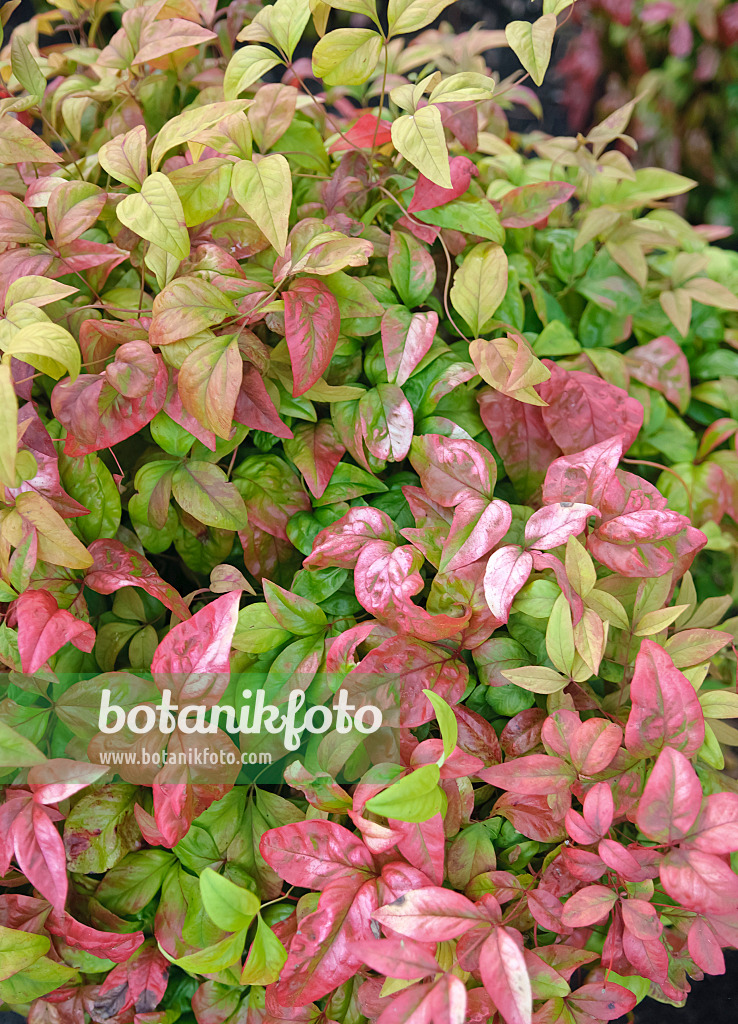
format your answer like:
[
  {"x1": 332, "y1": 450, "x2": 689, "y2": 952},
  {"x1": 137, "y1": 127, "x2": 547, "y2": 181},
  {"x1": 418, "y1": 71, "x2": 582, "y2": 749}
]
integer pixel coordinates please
[
  {"x1": 546, "y1": 593, "x2": 575, "y2": 676},
  {"x1": 10, "y1": 35, "x2": 45, "y2": 99},
  {"x1": 3, "y1": 322, "x2": 81, "y2": 380},
  {"x1": 98, "y1": 125, "x2": 147, "y2": 190},
  {"x1": 0, "y1": 364, "x2": 18, "y2": 486},
  {"x1": 231, "y1": 155, "x2": 292, "y2": 255},
  {"x1": 505, "y1": 14, "x2": 557, "y2": 87},
  {"x1": 450, "y1": 242, "x2": 508, "y2": 335},
  {"x1": 365, "y1": 763, "x2": 442, "y2": 823},
  {"x1": 200, "y1": 867, "x2": 260, "y2": 932},
  {"x1": 151, "y1": 101, "x2": 249, "y2": 171},
  {"x1": 501, "y1": 665, "x2": 569, "y2": 693},
  {"x1": 240, "y1": 916, "x2": 287, "y2": 986},
  {"x1": 428, "y1": 72, "x2": 495, "y2": 104},
  {"x1": 224, "y1": 45, "x2": 284, "y2": 99},
  {"x1": 387, "y1": 0, "x2": 454, "y2": 36},
  {"x1": 117, "y1": 173, "x2": 190, "y2": 260},
  {"x1": 423, "y1": 689, "x2": 457, "y2": 764},
  {"x1": 392, "y1": 104, "x2": 451, "y2": 189},
  {"x1": 312, "y1": 28, "x2": 382, "y2": 86}
]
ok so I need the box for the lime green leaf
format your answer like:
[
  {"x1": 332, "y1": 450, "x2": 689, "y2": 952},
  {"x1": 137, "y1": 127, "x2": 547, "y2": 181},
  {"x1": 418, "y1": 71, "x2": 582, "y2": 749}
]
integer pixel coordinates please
[
  {"x1": 387, "y1": 0, "x2": 455, "y2": 35},
  {"x1": 422, "y1": 689, "x2": 458, "y2": 765},
  {"x1": 500, "y1": 666, "x2": 569, "y2": 693},
  {"x1": 3, "y1": 322, "x2": 81, "y2": 380},
  {"x1": 0, "y1": 926, "x2": 49, "y2": 981},
  {"x1": 151, "y1": 101, "x2": 249, "y2": 171},
  {"x1": 169, "y1": 928, "x2": 248, "y2": 974},
  {"x1": 505, "y1": 14, "x2": 557, "y2": 87},
  {"x1": 0, "y1": 956, "x2": 77, "y2": 1004},
  {"x1": 365, "y1": 763, "x2": 442, "y2": 823},
  {"x1": 0, "y1": 115, "x2": 59, "y2": 164},
  {"x1": 117, "y1": 173, "x2": 190, "y2": 260},
  {"x1": 0, "y1": 363, "x2": 18, "y2": 486},
  {"x1": 428, "y1": 72, "x2": 495, "y2": 104},
  {"x1": 312, "y1": 28, "x2": 382, "y2": 86},
  {"x1": 200, "y1": 867, "x2": 261, "y2": 932},
  {"x1": 231, "y1": 155, "x2": 292, "y2": 255},
  {"x1": 391, "y1": 105, "x2": 451, "y2": 188},
  {"x1": 0, "y1": 719, "x2": 47, "y2": 768},
  {"x1": 450, "y1": 242, "x2": 508, "y2": 335},
  {"x1": 232, "y1": 603, "x2": 293, "y2": 654},
  {"x1": 224, "y1": 45, "x2": 284, "y2": 99},
  {"x1": 10, "y1": 35, "x2": 45, "y2": 99},
  {"x1": 98, "y1": 125, "x2": 147, "y2": 190},
  {"x1": 240, "y1": 916, "x2": 287, "y2": 986},
  {"x1": 5, "y1": 277, "x2": 77, "y2": 308}
]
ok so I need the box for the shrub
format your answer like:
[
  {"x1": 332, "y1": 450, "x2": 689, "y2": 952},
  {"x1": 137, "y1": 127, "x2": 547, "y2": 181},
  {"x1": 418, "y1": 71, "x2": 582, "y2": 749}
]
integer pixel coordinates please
[
  {"x1": 559, "y1": 0, "x2": 738, "y2": 227},
  {"x1": 0, "y1": 1, "x2": 738, "y2": 1023}
]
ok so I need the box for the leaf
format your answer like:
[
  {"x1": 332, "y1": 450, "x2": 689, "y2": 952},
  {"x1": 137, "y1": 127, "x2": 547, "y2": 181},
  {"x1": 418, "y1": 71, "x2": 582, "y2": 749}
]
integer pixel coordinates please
[
  {"x1": 450, "y1": 243, "x2": 508, "y2": 336},
  {"x1": 11, "y1": 35, "x2": 45, "y2": 98},
  {"x1": 0, "y1": 363, "x2": 18, "y2": 486},
  {"x1": 382, "y1": 307, "x2": 438, "y2": 386},
  {"x1": 478, "y1": 390, "x2": 560, "y2": 500},
  {"x1": 625, "y1": 336, "x2": 691, "y2": 414},
  {"x1": 283, "y1": 420, "x2": 345, "y2": 498},
  {"x1": 498, "y1": 181, "x2": 575, "y2": 228},
  {"x1": 392, "y1": 105, "x2": 451, "y2": 189},
  {"x1": 359, "y1": 384, "x2": 414, "y2": 462},
  {"x1": 0, "y1": 925, "x2": 49, "y2": 981},
  {"x1": 224, "y1": 45, "x2": 284, "y2": 99},
  {"x1": 387, "y1": 0, "x2": 455, "y2": 35},
  {"x1": 240, "y1": 915, "x2": 287, "y2": 985},
  {"x1": 365, "y1": 764, "x2": 442, "y2": 823},
  {"x1": 232, "y1": 453, "x2": 310, "y2": 540},
  {"x1": 284, "y1": 278, "x2": 340, "y2": 396},
  {"x1": 471, "y1": 334, "x2": 550, "y2": 405},
  {"x1": 178, "y1": 335, "x2": 242, "y2": 439},
  {"x1": 479, "y1": 927, "x2": 532, "y2": 1024},
  {"x1": 312, "y1": 28, "x2": 382, "y2": 85},
  {"x1": 260, "y1": 820, "x2": 374, "y2": 888},
  {"x1": 150, "y1": 277, "x2": 236, "y2": 347},
  {"x1": 409, "y1": 434, "x2": 497, "y2": 506},
  {"x1": 172, "y1": 462, "x2": 249, "y2": 531},
  {"x1": 624, "y1": 639, "x2": 705, "y2": 759},
  {"x1": 388, "y1": 230, "x2": 436, "y2": 307},
  {"x1": 117, "y1": 173, "x2": 190, "y2": 259},
  {"x1": 231, "y1": 155, "x2": 292, "y2": 255},
  {"x1": 4, "y1": 322, "x2": 81, "y2": 381},
  {"x1": 561, "y1": 886, "x2": 618, "y2": 928},
  {"x1": 85, "y1": 539, "x2": 191, "y2": 621},
  {"x1": 568, "y1": 983, "x2": 637, "y2": 1021},
  {"x1": 373, "y1": 886, "x2": 483, "y2": 940},
  {"x1": 15, "y1": 589, "x2": 95, "y2": 674},
  {"x1": 0, "y1": 115, "x2": 59, "y2": 164},
  {"x1": 500, "y1": 666, "x2": 569, "y2": 694},
  {"x1": 635, "y1": 747, "x2": 702, "y2": 844},
  {"x1": 440, "y1": 496, "x2": 512, "y2": 572},
  {"x1": 200, "y1": 868, "x2": 260, "y2": 932},
  {"x1": 524, "y1": 503, "x2": 598, "y2": 551},
  {"x1": 98, "y1": 125, "x2": 147, "y2": 190},
  {"x1": 171, "y1": 928, "x2": 247, "y2": 974},
  {"x1": 483, "y1": 546, "x2": 533, "y2": 623},
  {"x1": 132, "y1": 18, "x2": 217, "y2": 64},
  {"x1": 506, "y1": 15, "x2": 557, "y2": 86},
  {"x1": 12, "y1": 491, "x2": 93, "y2": 570},
  {"x1": 423, "y1": 690, "x2": 458, "y2": 764},
  {"x1": 407, "y1": 155, "x2": 477, "y2": 214},
  {"x1": 477, "y1": 754, "x2": 575, "y2": 795}
]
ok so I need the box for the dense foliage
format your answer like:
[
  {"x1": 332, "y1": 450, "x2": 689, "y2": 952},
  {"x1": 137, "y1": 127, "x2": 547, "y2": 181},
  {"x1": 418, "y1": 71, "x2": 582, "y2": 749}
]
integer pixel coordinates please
[
  {"x1": 559, "y1": 0, "x2": 738, "y2": 227},
  {"x1": 1, "y1": 0, "x2": 738, "y2": 1023}
]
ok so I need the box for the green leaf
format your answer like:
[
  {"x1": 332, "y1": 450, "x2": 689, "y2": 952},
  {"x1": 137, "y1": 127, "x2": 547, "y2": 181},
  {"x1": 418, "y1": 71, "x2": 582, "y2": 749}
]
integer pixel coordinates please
[
  {"x1": 314, "y1": 461, "x2": 388, "y2": 506},
  {"x1": 58, "y1": 451, "x2": 122, "y2": 544},
  {"x1": 169, "y1": 927, "x2": 248, "y2": 974},
  {"x1": 172, "y1": 461, "x2": 249, "y2": 530},
  {"x1": 422, "y1": 689, "x2": 457, "y2": 765},
  {"x1": 224, "y1": 45, "x2": 284, "y2": 100},
  {"x1": 240, "y1": 915, "x2": 287, "y2": 986},
  {"x1": 231, "y1": 155, "x2": 292, "y2": 255},
  {"x1": 414, "y1": 198, "x2": 504, "y2": 243},
  {"x1": 0, "y1": 956, "x2": 77, "y2": 1004},
  {"x1": 151, "y1": 101, "x2": 249, "y2": 171},
  {"x1": 500, "y1": 665, "x2": 569, "y2": 694},
  {"x1": 0, "y1": 718, "x2": 47, "y2": 768},
  {"x1": 10, "y1": 35, "x2": 45, "y2": 99},
  {"x1": 505, "y1": 14, "x2": 557, "y2": 87},
  {"x1": 63, "y1": 785, "x2": 139, "y2": 873},
  {"x1": 168, "y1": 158, "x2": 233, "y2": 228},
  {"x1": 117, "y1": 173, "x2": 190, "y2": 259},
  {"x1": 428, "y1": 72, "x2": 495, "y2": 104},
  {"x1": 387, "y1": 0, "x2": 455, "y2": 35},
  {"x1": 98, "y1": 125, "x2": 147, "y2": 190},
  {"x1": 200, "y1": 867, "x2": 261, "y2": 932},
  {"x1": 365, "y1": 763, "x2": 442, "y2": 823},
  {"x1": 232, "y1": 603, "x2": 293, "y2": 654},
  {"x1": 450, "y1": 242, "x2": 508, "y2": 336},
  {"x1": 312, "y1": 28, "x2": 382, "y2": 86},
  {"x1": 4, "y1": 322, "x2": 80, "y2": 380},
  {"x1": 263, "y1": 579, "x2": 327, "y2": 635},
  {"x1": 392, "y1": 105, "x2": 451, "y2": 188},
  {"x1": 178, "y1": 335, "x2": 242, "y2": 439},
  {"x1": 0, "y1": 926, "x2": 49, "y2": 982},
  {"x1": 0, "y1": 363, "x2": 18, "y2": 486},
  {"x1": 545, "y1": 593, "x2": 575, "y2": 676}
]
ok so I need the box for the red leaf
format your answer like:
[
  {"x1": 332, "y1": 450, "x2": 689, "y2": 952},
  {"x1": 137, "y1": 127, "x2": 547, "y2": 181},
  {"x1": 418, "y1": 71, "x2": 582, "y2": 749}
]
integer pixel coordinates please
[
  {"x1": 329, "y1": 112, "x2": 393, "y2": 152},
  {"x1": 624, "y1": 639, "x2": 705, "y2": 758},
  {"x1": 52, "y1": 342, "x2": 168, "y2": 456},
  {"x1": 441, "y1": 496, "x2": 512, "y2": 572},
  {"x1": 351, "y1": 936, "x2": 438, "y2": 980},
  {"x1": 622, "y1": 929, "x2": 669, "y2": 984},
  {"x1": 274, "y1": 875, "x2": 378, "y2": 1004},
  {"x1": 382, "y1": 307, "x2": 438, "y2": 386},
  {"x1": 527, "y1": 890, "x2": 566, "y2": 934},
  {"x1": 284, "y1": 420, "x2": 345, "y2": 499},
  {"x1": 569, "y1": 719, "x2": 622, "y2": 775},
  {"x1": 588, "y1": 509, "x2": 706, "y2": 579},
  {"x1": 542, "y1": 436, "x2": 624, "y2": 508},
  {"x1": 373, "y1": 887, "x2": 484, "y2": 941},
  {"x1": 538, "y1": 363, "x2": 643, "y2": 454},
  {"x1": 500, "y1": 709, "x2": 546, "y2": 757},
  {"x1": 12, "y1": 803, "x2": 68, "y2": 910},
  {"x1": 284, "y1": 278, "x2": 340, "y2": 396},
  {"x1": 304, "y1": 506, "x2": 397, "y2": 570},
  {"x1": 688, "y1": 918, "x2": 725, "y2": 975},
  {"x1": 408, "y1": 156, "x2": 477, "y2": 213},
  {"x1": 567, "y1": 982, "x2": 637, "y2": 1021},
  {"x1": 479, "y1": 926, "x2": 532, "y2": 1024},
  {"x1": 454, "y1": 705, "x2": 502, "y2": 766},
  {"x1": 689, "y1": 792, "x2": 738, "y2": 854},
  {"x1": 15, "y1": 590, "x2": 95, "y2": 674},
  {"x1": 621, "y1": 898, "x2": 662, "y2": 940},
  {"x1": 47, "y1": 911, "x2": 144, "y2": 963},
  {"x1": 482, "y1": 545, "x2": 533, "y2": 623},
  {"x1": 260, "y1": 821, "x2": 375, "y2": 890},
  {"x1": 524, "y1": 502, "x2": 598, "y2": 551},
  {"x1": 478, "y1": 389, "x2": 561, "y2": 501},
  {"x1": 85, "y1": 539, "x2": 191, "y2": 621},
  {"x1": 660, "y1": 849, "x2": 738, "y2": 915},
  {"x1": 625, "y1": 335, "x2": 691, "y2": 413},
  {"x1": 478, "y1": 754, "x2": 575, "y2": 796},
  {"x1": 636, "y1": 747, "x2": 702, "y2": 844},
  {"x1": 498, "y1": 182, "x2": 575, "y2": 228},
  {"x1": 408, "y1": 434, "x2": 497, "y2": 507},
  {"x1": 582, "y1": 782, "x2": 614, "y2": 837},
  {"x1": 376, "y1": 973, "x2": 467, "y2": 1024},
  {"x1": 560, "y1": 885, "x2": 618, "y2": 927},
  {"x1": 151, "y1": 591, "x2": 240, "y2": 705},
  {"x1": 234, "y1": 362, "x2": 293, "y2": 438},
  {"x1": 494, "y1": 793, "x2": 567, "y2": 843}
]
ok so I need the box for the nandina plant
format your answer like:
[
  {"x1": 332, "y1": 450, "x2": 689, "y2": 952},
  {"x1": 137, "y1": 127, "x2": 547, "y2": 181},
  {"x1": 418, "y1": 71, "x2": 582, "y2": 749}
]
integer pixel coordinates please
[{"x1": 0, "y1": 0, "x2": 737, "y2": 1023}]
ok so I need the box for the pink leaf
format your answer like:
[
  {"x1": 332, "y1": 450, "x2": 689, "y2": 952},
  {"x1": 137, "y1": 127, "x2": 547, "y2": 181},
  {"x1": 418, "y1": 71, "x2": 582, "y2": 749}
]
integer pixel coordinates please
[
  {"x1": 569, "y1": 719, "x2": 623, "y2": 775},
  {"x1": 85, "y1": 539, "x2": 191, "y2": 622},
  {"x1": 688, "y1": 918, "x2": 725, "y2": 975},
  {"x1": 408, "y1": 156, "x2": 478, "y2": 213},
  {"x1": 483, "y1": 545, "x2": 533, "y2": 622},
  {"x1": 588, "y1": 510, "x2": 706, "y2": 579},
  {"x1": 625, "y1": 336, "x2": 691, "y2": 413},
  {"x1": 260, "y1": 821, "x2": 375, "y2": 889},
  {"x1": 284, "y1": 277, "x2": 340, "y2": 396},
  {"x1": 15, "y1": 590, "x2": 95, "y2": 674},
  {"x1": 568, "y1": 982, "x2": 637, "y2": 1021},
  {"x1": 151, "y1": 591, "x2": 240, "y2": 705},
  {"x1": 560, "y1": 885, "x2": 618, "y2": 927},
  {"x1": 624, "y1": 639, "x2": 705, "y2": 758},
  {"x1": 621, "y1": 898, "x2": 662, "y2": 940},
  {"x1": 660, "y1": 849, "x2": 738, "y2": 915},
  {"x1": 478, "y1": 754, "x2": 575, "y2": 796},
  {"x1": 479, "y1": 927, "x2": 532, "y2": 1024},
  {"x1": 382, "y1": 307, "x2": 438, "y2": 386},
  {"x1": 542, "y1": 436, "x2": 624, "y2": 508},
  {"x1": 304, "y1": 506, "x2": 397, "y2": 570},
  {"x1": 689, "y1": 792, "x2": 738, "y2": 854},
  {"x1": 373, "y1": 887, "x2": 484, "y2": 941},
  {"x1": 441, "y1": 497, "x2": 512, "y2": 572},
  {"x1": 582, "y1": 782, "x2": 615, "y2": 837},
  {"x1": 478, "y1": 389, "x2": 561, "y2": 500},
  {"x1": 498, "y1": 181, "x2": 575, "y2": 228},
  {"x1": 524, "y1": 502, "x2": 598, "y2": 551},
  {"x1": 47, "y1": 911, "x2": 144, "y2": 963},
  {"x1": 409, "y1": 435, "x2": 497, "y2": 507},
  {"x1": 539, "y1": 363, "x2": 643, "y2": 454},
  {"x1": 12, "y1": 804, "x2": 68, "y2": 910},
  {"x1": 636, "y1": 747, "x2": 702, "y2": 844},
  {"x1": 284, "y1": 420, "x2": 345, "y2": 499},
  {"x1": 350, "y1": 936, "x2": 438, "y2": 980}
]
